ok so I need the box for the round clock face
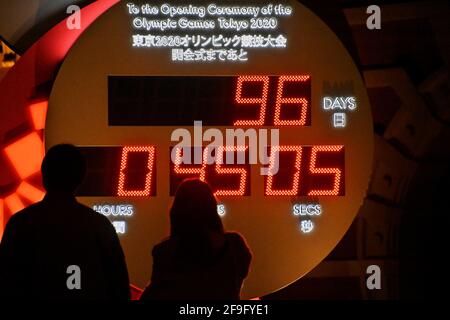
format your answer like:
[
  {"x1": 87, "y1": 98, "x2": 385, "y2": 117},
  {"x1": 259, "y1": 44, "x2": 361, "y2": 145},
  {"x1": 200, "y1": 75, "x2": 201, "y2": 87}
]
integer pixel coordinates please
[{"x1": 46, "y1": 0, "x2": 373, "y2": 298}]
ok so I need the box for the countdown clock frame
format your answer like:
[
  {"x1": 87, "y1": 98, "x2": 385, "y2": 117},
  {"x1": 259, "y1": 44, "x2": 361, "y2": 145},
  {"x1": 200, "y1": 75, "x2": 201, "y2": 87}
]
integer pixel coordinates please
[{"x1": 0, "y1": 0, "x2": 374, "y2": 299}]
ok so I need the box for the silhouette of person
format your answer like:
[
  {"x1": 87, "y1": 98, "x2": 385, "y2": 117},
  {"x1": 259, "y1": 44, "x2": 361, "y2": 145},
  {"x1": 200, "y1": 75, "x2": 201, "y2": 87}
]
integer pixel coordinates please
[
  {"x1": 140, "y1": 178, "x2": 252, "y2": 300},
  {"x1": 0, "y1": 144, "x2": 130, "y2": 299}
]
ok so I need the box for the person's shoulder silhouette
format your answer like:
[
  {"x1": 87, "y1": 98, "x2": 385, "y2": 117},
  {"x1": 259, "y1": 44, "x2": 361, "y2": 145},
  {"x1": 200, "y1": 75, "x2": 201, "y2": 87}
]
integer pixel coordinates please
[
  {"x1": 0, "y1": 144, "x2": 130, "y2": 299},
  {"x1": 140, "y1": 179, "x2": 252, "y2": 300}
]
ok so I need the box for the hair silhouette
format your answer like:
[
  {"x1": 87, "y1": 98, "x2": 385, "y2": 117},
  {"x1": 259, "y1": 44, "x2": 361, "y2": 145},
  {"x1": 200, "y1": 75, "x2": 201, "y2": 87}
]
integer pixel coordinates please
[
  {"x1": 170, "y1": 179, "x2": 224, "y2": 264},
  {"x1": 41, "y1": 144, "x2": 86, "y2": 193},
  {"x1": 140, "y1": 178, "x2": 252, "y2": 300}
]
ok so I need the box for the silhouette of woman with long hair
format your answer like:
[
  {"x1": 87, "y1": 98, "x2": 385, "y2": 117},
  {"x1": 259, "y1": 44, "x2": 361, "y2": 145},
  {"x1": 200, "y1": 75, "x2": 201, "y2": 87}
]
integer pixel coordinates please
[{"x1": 140, "y1": 178, "x2": 252, "y2": 300}]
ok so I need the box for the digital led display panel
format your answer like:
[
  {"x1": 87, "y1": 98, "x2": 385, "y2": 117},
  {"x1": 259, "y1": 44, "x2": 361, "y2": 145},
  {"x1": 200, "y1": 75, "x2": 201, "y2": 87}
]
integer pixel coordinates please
[
  {"x1": 108, "y1": 75, "x2": 312, "y2": 126},
  {"x1": 76, "y1": 75, "x2": 343, "y2": 198},
  {"x1": 75, "y1": 144, "x2": 344, "y2": 197},
  {"x1": 76, "y1": 146, "x2": 157, "y2": 197},
  {"x1": 169, "y1": 146, "x2": 251, "y2": 196},
  {"x1": 264, "y1": 145, "x2": 345, "y2": 196}
]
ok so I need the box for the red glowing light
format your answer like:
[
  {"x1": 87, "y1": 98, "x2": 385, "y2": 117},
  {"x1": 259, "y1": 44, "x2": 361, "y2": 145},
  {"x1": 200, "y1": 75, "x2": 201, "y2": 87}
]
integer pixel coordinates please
[
  {"x1": 308, "y1": 145, "x2": 344, "y2": 196},
  {"x1": 173, "y1": 147, "x2": 207, "y2": 182},
  {"x1": 265, "y1": 146, "x2": 303, "y2": 196},
  {"x1": 29, "y1": 101, "x2": 48, "y2": 130},
  {"x1": 4, "y1": 193, "x2": 25, "y2": 215},
  {"x1": 234, "y1": 76, "x2": 270, "y2": 126},
  {"x1": 0, "y1": 199, "x2": 4, "y2": 240},
  {"x1": 171, "y1": 146, "x2": 250, "y2": 196},
  {"x1": 117, "y1": 146, "x2": 156, "y2": 197},
  {"x1": 16, "y1": 182, "x2": 45, "y2": 203},
  {"x1": 274, "y1": 75, "x2": 310, "y2": 126},
  {"x1": 215, "y1": 146, "x2": 249, "y2": 196},
  {"x1": 3, "y1": 132, "x2": 45, "y2": 179}
]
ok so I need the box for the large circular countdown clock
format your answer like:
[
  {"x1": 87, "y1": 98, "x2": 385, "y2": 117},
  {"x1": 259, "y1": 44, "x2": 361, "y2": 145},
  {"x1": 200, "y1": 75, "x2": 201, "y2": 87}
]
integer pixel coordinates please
[{"x1": 45, "y1": 0, "x2": 373, "y2": 298}]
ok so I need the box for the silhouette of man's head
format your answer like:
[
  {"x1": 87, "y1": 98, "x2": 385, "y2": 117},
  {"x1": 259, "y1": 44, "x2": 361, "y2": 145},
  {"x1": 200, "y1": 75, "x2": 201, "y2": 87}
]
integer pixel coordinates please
[{"x1": 41, "y1": 144, "x2": 86, "y2": 193}]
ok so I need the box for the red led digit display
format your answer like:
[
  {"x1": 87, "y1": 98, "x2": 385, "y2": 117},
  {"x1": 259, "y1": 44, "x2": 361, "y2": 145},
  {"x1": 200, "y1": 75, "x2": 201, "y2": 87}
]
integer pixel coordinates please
[
  {"x1": 108, "y1": 76, "x2": 311, "y2": 127},
  {"x1": 173, "y1": 146, "x2": 207, "y2": 181},
  {"x1": 266, "y1": 145, "x2": 303, "y2": 196},
  {"x1": 75, "y1": 146, "x2": 157, "y2": 197},
  {"x1": 234, "y1": 76, "x2": 270, "y2": 126},
  {"x1": 264, "y1": 145, "x2": 345, "y2": 196},
  {"x1": 75, "y1": 145, "x2": 344, "y2": 198},
  {"x1": 274, "y1": 75, "x2": 310, "y2": 126},
  {"x1": 117, "y1": 146, "x2": 156, "y2": 197},
  {"x1": 214, "y1": 145, "x2": 249, "y2": 196},
  {"x1": 308, "y1": 145, "x2": 344, "y2": 196},
  {"x1": 170, "y1": 146, "x2": 251, "y2": 196}
]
